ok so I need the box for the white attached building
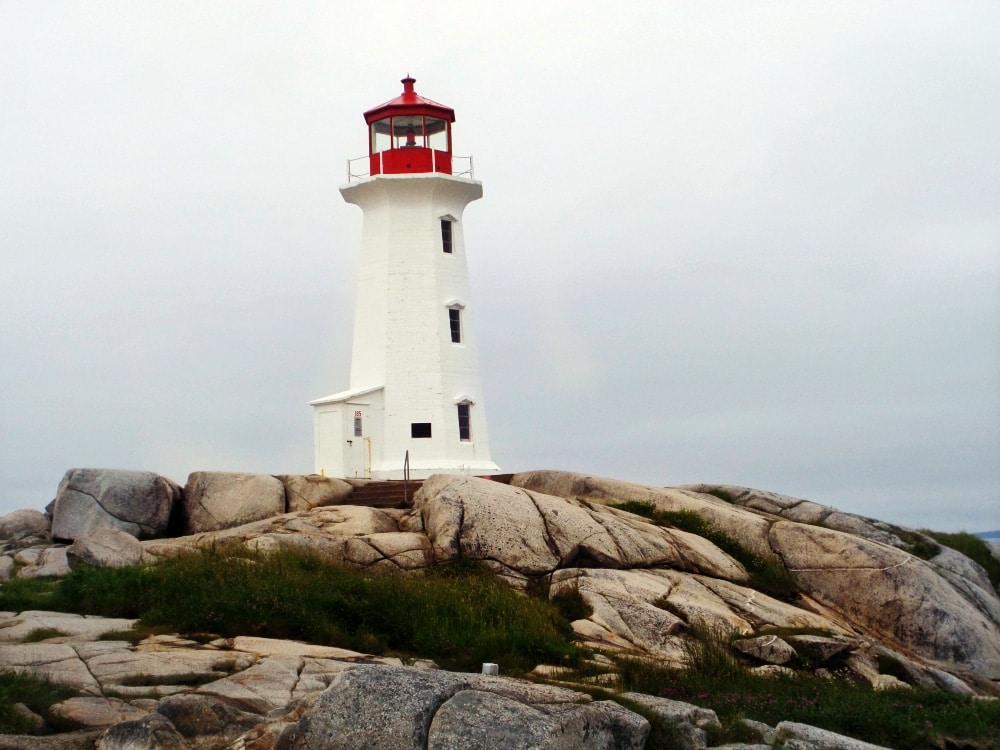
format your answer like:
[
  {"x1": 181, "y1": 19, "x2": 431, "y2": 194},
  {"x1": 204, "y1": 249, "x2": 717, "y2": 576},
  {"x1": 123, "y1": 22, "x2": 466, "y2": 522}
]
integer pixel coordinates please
[{"x1": 311, "y1": 77, "x2": 500, "y2": 480}]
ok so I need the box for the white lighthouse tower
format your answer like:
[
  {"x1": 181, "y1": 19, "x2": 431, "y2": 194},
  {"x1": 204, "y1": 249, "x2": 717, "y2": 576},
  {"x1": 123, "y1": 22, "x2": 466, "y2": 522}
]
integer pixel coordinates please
[{"x1": 311, "y1": 77, "x2": 500, "y2": 480}]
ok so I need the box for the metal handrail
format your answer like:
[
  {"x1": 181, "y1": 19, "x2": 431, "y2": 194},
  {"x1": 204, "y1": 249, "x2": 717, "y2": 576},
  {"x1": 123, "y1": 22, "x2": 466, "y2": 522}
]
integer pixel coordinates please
[
  {"x1": 345, "y1": 155, "x2": 475, "y2": 183},
  {"x1": 403, "y1": 450, "x2": 410, "y2": 505}
]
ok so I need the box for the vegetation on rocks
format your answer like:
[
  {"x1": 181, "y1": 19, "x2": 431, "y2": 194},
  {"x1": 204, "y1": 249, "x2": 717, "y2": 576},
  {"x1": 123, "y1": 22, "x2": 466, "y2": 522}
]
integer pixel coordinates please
[
  {"x1": 0, "y1": 672, "x2": 78, "y2": 734},
  {"x1": 612, "y1": 629, "x2": 1000, "y2": 750},
  {"x1": 612, "y1": 500, "x2": 798, "y2": 600},
  {"x1": 924, "y1": 529, "x2": 1000, "y2": 588},
  {"x1": 4, "y1": 471, "x2": 1000, "y2": 747},
  {"x1": 0, "y1": 549, "x2": 580, "y2": 673}
]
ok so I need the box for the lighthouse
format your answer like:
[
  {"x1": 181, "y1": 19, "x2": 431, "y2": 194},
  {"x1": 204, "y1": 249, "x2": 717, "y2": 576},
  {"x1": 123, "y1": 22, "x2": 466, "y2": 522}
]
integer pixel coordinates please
[{"x1": 310, "y1": 77, "x2": 500, "y2": 480}]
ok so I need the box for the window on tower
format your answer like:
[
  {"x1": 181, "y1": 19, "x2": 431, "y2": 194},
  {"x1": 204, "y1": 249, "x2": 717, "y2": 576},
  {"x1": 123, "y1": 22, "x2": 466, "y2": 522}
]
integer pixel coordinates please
[
  {"x1": 449, "y1": 308, "x2": 462, "y2": 343},
  {"x1": 457, "y1": 403, "x2": 471, "y2": 441},
  {"x1": 441, "y1": 219, "x2": 453, "y2": 253},
  {"x1": 411, "y1": 422, "x2": 432, "y2": 438}
]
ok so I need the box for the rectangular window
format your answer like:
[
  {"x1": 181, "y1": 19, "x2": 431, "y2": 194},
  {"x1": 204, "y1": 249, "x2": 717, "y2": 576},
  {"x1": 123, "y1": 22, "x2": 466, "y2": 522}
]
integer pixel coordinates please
[
  {"x1": 353, "y1": 416, "x2": 363, "y2": 437},
  {"x1": 449, "y1": 308, "x2": 462, "y2": 343},
  {"x1": 457, "y1": 403, "x2": 471, "y2": 441},
  {"x1": 440, "y1": 219, "x2": 453, "y2": 253},
  {"x1": 411, "y1": 422, "x2": 432, "y2": 438}
]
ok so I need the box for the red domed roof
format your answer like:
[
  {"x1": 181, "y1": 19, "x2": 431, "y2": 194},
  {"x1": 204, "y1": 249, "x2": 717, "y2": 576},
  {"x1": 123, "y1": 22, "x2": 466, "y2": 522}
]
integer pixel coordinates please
[{"x1": 363, "y1": 76, "x2": 455, "y2": 124}]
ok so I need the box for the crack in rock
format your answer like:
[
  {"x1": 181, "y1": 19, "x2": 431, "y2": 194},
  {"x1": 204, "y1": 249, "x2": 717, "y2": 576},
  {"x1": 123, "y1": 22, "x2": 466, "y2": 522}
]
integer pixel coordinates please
[{"x1": 787, "y1": 556, "x2": 914, "y2": 574}]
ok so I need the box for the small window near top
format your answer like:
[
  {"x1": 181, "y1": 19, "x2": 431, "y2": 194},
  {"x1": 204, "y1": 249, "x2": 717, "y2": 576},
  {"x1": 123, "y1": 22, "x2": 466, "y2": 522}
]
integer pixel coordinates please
[
  {"x1": 411, "y1": 422, "x2": 432, "y2": 438},
  {"x1": 457, "y1": 403, "x2": 471, "y2": 441},
  {"x1": 449, "y1": 308, "x2": 462, "y2": 343},
  {"x1": 440, "y1": 219, "x2": 453, "y2": 253},
  {"x1": 353, "y1": 416, "x2": 363, "y2": 437}
]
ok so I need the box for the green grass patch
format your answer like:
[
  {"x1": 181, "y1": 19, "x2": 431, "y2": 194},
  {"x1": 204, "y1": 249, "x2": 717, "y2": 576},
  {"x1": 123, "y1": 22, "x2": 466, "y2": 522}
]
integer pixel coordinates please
[
  {"x1": 614, "y1": 649, "x2": 1000, "y2": 750},
  {"x1": 19, "y1": 628, "x2": 70, "y2": 643},
  {"x1": 0, "y1": 671, "x2": 80, "y2": 735},
  {"x1": 116, "y1": 672, "x2": 222, "y2": 688},
  {"x1": 612, "y1": 501, "x2": 798, "y2": 601},
  {"x1": 550, "y1": 588, "x2": 592, "y2": 623},
  {"x1": 922, "y1": 530, "x2": 1000, "y2": 589},
  {"x1": 0, "y1": 576, "x2": 60, "y2": 611},
  {"x1": 0, "y1": 550, "x2": 581, "y2": 674},
  {"x1": 893, "y1": 528, "x2": 942, "y2": 561}
]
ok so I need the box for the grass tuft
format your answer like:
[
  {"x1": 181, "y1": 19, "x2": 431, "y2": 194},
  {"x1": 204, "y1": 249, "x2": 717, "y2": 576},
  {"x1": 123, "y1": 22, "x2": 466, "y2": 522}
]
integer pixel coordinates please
[
  {"x1": 20, "y1": 628, "x2": 70, "y2": 643},
  {"x1": 0, "y1": 671, "x2": 80, "y2": 735}
]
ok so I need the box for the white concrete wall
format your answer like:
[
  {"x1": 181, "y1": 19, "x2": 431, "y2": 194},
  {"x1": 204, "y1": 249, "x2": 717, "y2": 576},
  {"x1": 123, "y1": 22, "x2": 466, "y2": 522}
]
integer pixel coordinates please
[{"x1": 329, "y1": 173, "x2": 499, "y2": 479}]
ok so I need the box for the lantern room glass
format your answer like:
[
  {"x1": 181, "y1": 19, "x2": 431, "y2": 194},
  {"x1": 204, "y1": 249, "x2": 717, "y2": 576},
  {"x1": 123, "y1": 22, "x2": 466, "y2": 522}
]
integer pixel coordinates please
[
  {"x1": 371, "y1": 118, "x2": 392, "y2": 154},
  {"x1": 370, "y1": 115, "x2": 450, "y2": 154}
]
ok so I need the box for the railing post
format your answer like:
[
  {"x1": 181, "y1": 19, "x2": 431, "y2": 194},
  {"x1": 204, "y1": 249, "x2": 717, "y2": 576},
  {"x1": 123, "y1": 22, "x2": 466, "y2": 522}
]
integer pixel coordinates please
[{"x1": 403, "y1": 450, "x2": 410, "y2": 505}]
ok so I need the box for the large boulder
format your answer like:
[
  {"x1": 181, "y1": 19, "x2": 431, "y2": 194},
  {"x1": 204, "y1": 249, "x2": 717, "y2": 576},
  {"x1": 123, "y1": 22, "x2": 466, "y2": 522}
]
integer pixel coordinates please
[
  {"x1": 275, "y1": 663, "x2": 648, "y2": 750},
  {"x1": 49, "y1": 697, "x2": 150, "y2": 728},
  {"x1": 97, "y1": 712, "x2": 188, "y2": 750},
  {"x1": 179, "y1": 472, "x2": 285, "y2": 534},
  {"x1": 67, "y1": 529, "x2": 143, "y2": 569},
  {"x1": 427, "y1": 691, "x2": 648, "y2": 750},
  {"x1": 775, "y1": 720, "x2": 893, "y2": 749},
  {"x1": 280, "y1": 474, "x2": 353, "y2": 512},
  {"x1": 0, "y1": 509, "x2": 51, "y2": 549},
  {"x1": 155, "y1": 693, "x2": 265, "y2": 743},
  {"x1": 49, "y1": 469, "x2": 180, "y2": 541},
  {"x1": 14, "y1": 546, "x2": 71, "y2": 578},
  {"x1": 275, "y1": 664, "x2": 470, "y2": 750}
]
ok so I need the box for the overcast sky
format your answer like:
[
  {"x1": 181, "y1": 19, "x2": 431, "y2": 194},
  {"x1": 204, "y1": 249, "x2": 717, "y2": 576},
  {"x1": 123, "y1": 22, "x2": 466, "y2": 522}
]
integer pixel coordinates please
[{"x1": 2, "y1": 2, "x2": 998, "y2": 532}]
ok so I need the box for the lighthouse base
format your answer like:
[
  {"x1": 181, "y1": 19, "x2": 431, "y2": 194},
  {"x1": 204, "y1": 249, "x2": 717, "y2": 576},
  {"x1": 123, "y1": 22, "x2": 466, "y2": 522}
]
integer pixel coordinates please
[{"x1": 310, "y1": 386, "x2": 499, "y2": 480}]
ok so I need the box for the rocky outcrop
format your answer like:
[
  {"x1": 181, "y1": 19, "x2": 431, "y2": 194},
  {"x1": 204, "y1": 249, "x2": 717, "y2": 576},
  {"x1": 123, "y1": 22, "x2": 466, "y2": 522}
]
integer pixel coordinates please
[
  {"x1": 3, "y1": 468, "x2": 999, "y2": 748},
  {"x1": 179, "y1": 472, "x2": 285, "y2": 534},
  {"x1": 768, "y1": 519, "x2": 1000, "y2": 679},
  {"x1": 48, "y1": 469, "x2": 180, "y2": 541},
  {"x1": 511, "y1": 471, "x2": 1000, "y2": 683},
  {"x1": 416, "y1": 475, "x2": 748, "y2": 583},
  {"x1": 0, "y1": 611, "x2": 901, "y2": 749}
]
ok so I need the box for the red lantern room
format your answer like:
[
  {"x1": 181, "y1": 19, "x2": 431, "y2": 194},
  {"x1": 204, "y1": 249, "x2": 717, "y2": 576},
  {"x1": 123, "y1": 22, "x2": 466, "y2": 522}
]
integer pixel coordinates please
[{"x1": 364, "y1": 76, "x2": 455, "y2": 176}]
